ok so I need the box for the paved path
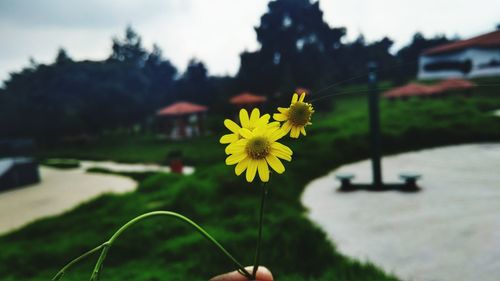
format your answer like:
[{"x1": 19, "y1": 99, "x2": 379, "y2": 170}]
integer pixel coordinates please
[
  {"x1": 0, "y1": 166, "x2": 136, "y2": 234},
  {"x1": 79, "y1": 160, "x2": 195, "y2": 174},
  {"x1": 0, "y1": 160, "x2": 194, "y2": 234},
  {"x1": 302, "y1": 143, "x2": 500, "y2": 281}
]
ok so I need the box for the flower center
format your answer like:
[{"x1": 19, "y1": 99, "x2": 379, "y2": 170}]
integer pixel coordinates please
[
  {"x1": 289, "y1": 102, "x2": 312, "y2": 126},
  {"x1": 246, "y1": 137, "x2": 270, "y2": 159}
]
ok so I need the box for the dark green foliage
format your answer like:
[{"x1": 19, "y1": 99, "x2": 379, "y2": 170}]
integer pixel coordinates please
[
  {"x1": 85, "y1": 167, "x2": 157, "y2": 183},
  {"x1": 38, "y1": 135, "x2": 224, "y2": 165},
  {"x1": 0, "y1": 27, "x2": 177, "y2": 141},
  {"x1": 0, "y1": 1, "x2": 457, "y2": 143}
]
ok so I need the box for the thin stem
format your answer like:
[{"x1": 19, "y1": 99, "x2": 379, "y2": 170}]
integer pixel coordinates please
[
  {"x1": 54, "y1": 211, "x2": 252, "y2": 280},
  {"x1": 52, "y1": 243, "x2": 107, "y2": 281},
  {"x1": 252, "y1": 185, "x2": 268, "y2": 279},
  {"x1": 96, "y1": 211, "x2": 252, "y2": 279},
  {"x1": 90, "y1": 243, "x2": 110, "y2": 280}
]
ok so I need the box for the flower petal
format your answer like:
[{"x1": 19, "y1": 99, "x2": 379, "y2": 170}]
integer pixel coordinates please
[
  {"x1": 266, "y1": 154, "x2": 285, "y2": 174},
  {"x1": 300, "y1": 127, "x2": 307, "y2": 136},
  {"x1": 246, "y1": 160, "x2": 258, "y2": 182},
  {"x1": 257, "y1": 159, "x2": 269, "y2": 182},
  {"x1": 224, "y1": 119, "x2": 241, "y2": 134},
  {"x1": 220, "y1": 133, "x2": 239, "y2": 144},
  {"x1": 273, "y1": 113, "x2": 287, "y2": 122},
  {"x1": 239, "y1": 128, "x2": 253, "y2": 139},
  {"x1": 235, "y1": 157, "x2": 250, "y2": 176},
  {"x1": 268, "y1": 121, "x2": 281, "y2": 128},
  {"x1": 225, "y1": 139, "x2": 248, "y2": 154},
  {"x1": 271, "y1": 148, "x2": 292, "y2": 161},
  {"x1": 277, "y1": 107, "x2": 288, "y2": 114},
  {"x1": 256, "y1": 114, "x2": 270, "y2": 127},
  {"x1": 292, "y1": 93, "x2": 298, "y2": 103},
  {"x1": 239, "y1": 109, "x2": 250, "y2": 128},
  {"x1": 250, "y1": 108, "x2": 260, "y2": 123},
  {"x1": 281, "y1": 121, "x2": 292, "y2": 133},
  {"x1": 272, "y1": 142, "x2": 293, "y2": 155},
  {"x1": 226, "y1": 153, "x2": 247, "y2": 165},
  {"x1": 253, "y1": 125, "x2": 268, "y2": 136},
  {"x1": 299, "y1": 93, "x2": 305, "y2": 102},
  {"x1": 268, "y1": 128, "x2": 287, "y2": 142},
  {"x1": 290, "y1": 127, "x2": 300, "y2": 138}
]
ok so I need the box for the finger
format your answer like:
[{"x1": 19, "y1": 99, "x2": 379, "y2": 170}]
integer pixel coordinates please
[{"x1": 210, "y1": 266, "x2": 273, "y2": 281}]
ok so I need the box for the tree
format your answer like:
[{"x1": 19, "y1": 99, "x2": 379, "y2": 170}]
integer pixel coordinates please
[
  {"x1": 55, "y1": 48, "x2": 72, "y2": 65},
  {"x1": 143, "y1": 44, "x2": 178, "y2": 110},
  {"x1": 238, "y1": 0, "x2": 346, "y2": 96},
  {"x1": 0, "y1": 27, "x2": 179, "y2": 140},
  {"x1": 175, "y1": 59, "x2": 213, "y2": 105},
  {"x1": 395, "y1": 32, "x2": 454, "y2": 83},
  {"x1": 110, "y1": 26, "x2": 147, "y2": 67}
]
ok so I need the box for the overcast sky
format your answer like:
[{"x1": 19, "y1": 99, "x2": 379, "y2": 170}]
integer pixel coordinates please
[{"x1": 1, "y1": 0, "x2": 499, "y2": 84}]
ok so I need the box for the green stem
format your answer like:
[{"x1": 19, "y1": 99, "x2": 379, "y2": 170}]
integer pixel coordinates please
[
  {"x1": 52, "y1": 243, "x2": 107, "y2": 281},
  {"x1": 252, "y1": 185, "x2": 268, "y2": 279},
  {"x1": 54, "y1": 211, "x2": 253, "y2": 280}
]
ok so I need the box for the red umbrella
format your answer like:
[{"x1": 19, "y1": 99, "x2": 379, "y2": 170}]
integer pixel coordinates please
[
  {"x1": 157, "y1": 101, "x2": 208, "y2": 116},
  {"x1": 230, "y1": 92, "x2": 267, "y2": 105},
  {"x1": 295, "y1": 87, "x2": 310, "y2": 95},
  {"x1": 437, "y1": 78, "x2": 476, "y2": 91},
  {"x1": 383, "y1": 83, "x2": 440, "y2": 98}
]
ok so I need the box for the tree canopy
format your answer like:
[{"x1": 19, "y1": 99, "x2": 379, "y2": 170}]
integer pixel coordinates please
[{"x1": 0, "y1": 0, "x2": 455, "y2": 141}]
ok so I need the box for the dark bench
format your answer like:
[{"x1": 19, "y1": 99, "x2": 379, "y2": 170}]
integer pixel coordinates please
[
  {"x1": 399, "y1": 173, "x2": 421, "y2": 188},
  {"x1": 335, "y1": 173, "x2": 355, "y2": 189}
]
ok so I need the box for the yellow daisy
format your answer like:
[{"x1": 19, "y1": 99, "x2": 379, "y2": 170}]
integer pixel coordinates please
[
  {"x1": 273, "y1": 92, "x2": 314, "y2": 138},
  {"x1": 219, "y1": 108, "x2": 273, "y2": 145},
  {"x1": 224, "y1": 124, "x2": 292, "y2": 182}
]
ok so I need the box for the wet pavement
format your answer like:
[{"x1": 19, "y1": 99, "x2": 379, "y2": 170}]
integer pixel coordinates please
[{"x1": 302, "y1": 143, "x2": 500, "y2": 281}]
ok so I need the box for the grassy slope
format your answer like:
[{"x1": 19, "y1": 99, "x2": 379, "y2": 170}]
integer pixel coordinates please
[{"x1": 1, "y1": 89, "x2": 500, "y2": 281}]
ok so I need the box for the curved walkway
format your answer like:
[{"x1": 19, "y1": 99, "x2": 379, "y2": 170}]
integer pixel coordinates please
[
  {"x1": 0, "y1": 166, "x2": 136, "y2": 234},
  {"x1": 302, "y1": 143, "x2": 500, "y2": 281}
]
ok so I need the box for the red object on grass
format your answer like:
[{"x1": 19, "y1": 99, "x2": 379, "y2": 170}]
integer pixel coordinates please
[
  {"x1": 157, "y1": 101, "x2": 208, "y2": 116},
  {"x1": 230, "y1": 92, "x2": 267, "y2": 105},
  {"x1": 169, "y1": 159, "x2": 183, "y2": 174}
]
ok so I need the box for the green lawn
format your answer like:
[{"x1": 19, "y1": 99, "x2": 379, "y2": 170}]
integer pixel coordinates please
[{"x1": 1, "y1": 88, "x2": 500, "y2": 281}]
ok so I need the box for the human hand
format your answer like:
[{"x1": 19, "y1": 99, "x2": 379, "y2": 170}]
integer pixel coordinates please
[{"x1": 210, "y1": 266, "x2": 273, "y2": 281}]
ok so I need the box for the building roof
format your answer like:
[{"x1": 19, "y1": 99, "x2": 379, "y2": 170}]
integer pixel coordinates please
[
  {"x1": 424, "y1": 30, "x2": 500, "y2": 55},
  {"x1": 230, "y1": 92, "x2": 267, "y2": 105},
  {"x1": 157, "y1": 101, "x2": 208, "y2": 116}
]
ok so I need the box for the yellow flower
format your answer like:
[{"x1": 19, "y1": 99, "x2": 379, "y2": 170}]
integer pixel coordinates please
[
  {"x1": 219, "y1": 108, "x2": 273, "y2": 145},
  {"x1": 224, "y1": 124, "x2": 292, "y2": 182},
  {"x1": 273, "y1": 92, "x2": 314, "y2": 138}
]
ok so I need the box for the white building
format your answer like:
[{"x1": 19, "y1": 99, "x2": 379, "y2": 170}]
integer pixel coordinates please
[{"x1": 418, "y1": 30, "x2": 500, "y2": 80}]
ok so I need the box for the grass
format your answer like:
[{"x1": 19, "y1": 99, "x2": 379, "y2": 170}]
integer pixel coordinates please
[
  {"x1": 85, "y1": 166, "x2": 157, "y2": 182},
  {"x1": 37, "y1": 135, "x2": 222, "y2": 165},
  {"x1": 41, "y1": 159, "x2": 80, "y2": 169},
  {"x1": 1, "y1": 86, "x2": 500, "y2": 281}
]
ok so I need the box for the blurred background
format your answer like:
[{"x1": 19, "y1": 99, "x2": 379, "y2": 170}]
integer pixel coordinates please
[{"x1": 0, "y1": 0, "x2": 499, "y2": 280}]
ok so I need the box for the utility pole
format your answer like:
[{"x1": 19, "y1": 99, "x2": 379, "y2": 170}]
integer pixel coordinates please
[
  {"x1": 335, "y1": 62, "x2": 421, "y2": 192},
  {"x1": 367, "y1": 62, "x2": 383, "y2": 188}
]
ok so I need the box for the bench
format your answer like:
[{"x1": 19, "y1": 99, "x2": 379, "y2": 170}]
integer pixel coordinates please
[
  {"x1": 335, "y1": 173, "x2": 355, "y2": 189},
  {"x1": 399, "y1": 173, "x2": 421, "y2": 188}
]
